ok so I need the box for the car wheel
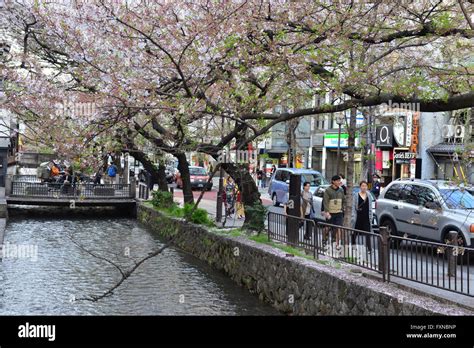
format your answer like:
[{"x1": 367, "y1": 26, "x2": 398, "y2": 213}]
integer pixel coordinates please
[
  {"x1": 381, "y1": 219, "x2": 402, "y2": 249},
  {"x1": 272, "y1": 193, "x2": 280, "y2": 207}
]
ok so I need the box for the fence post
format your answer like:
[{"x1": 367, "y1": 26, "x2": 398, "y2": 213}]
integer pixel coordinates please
[
  {"x1": 130, "y1": 177, "x2": 137, "y2": 198},
  {"x1": 313, "y1": 221, "x2": 319, "y2": 260},
  {"x1": 5, "y1": 174, "x2": 11, "y2": 196},
  {"x1": 378, "y1": 226, "x2": 389, "y2": 281},
  {"x1": 447, "y1": 231, "x2": 457, "y2": 277},
  {"x1": 267, "y1": 212, "x2": 271, "y2": 242},
  {"x1": 287, "y1": 174, "x2": 301, "y2": 246}
]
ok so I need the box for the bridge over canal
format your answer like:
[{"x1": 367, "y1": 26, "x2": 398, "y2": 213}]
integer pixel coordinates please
[{"x1": 4, "y1": 175, "x2": 145, "y2": 209}]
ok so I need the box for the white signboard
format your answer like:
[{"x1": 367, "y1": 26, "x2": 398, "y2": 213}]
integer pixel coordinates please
[
  {"x1": 382, "y1": 151, "x2": 390, "y2": 169},
  {"x1": 405, "y1": 113, "x2": 413, "y2": 147}
]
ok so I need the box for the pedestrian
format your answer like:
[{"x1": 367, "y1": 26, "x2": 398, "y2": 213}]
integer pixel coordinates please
[
  {"x1": 93, "y1": 168, "x2": 102, "y2": 185},
  {"x1": 146, "y1": 170, "x2": 154, "y2": 190},
  {"x1": 271, "y1": 164, "x2": 276, "y2": 175},
  {"x1": 371, "y1": 174, "x2": 381, "y2": 199},
  {"x1": 339, "y1": 173, "x2": 347, "y2": 195},
  {"x1": 50, "y1": 161, "x2": 60, "y2": 179},
  {"x1": 138, "y1": 169, "x2": 146, "y2": 183},
  {"x1": 256, "y1": 168, "x2": 263, "y2": 188},
  {"x1": 301, "y1": 181, "x2": 316, "y2": 240},
  {"x1": 224, "y1": 177, "x2": 236, "y2": 217},
  {"x1": 350, "y1": 181, "x2": 374, "y2": 253},
  {"x1": 106, "y1": 162, "x2": 118, "y2": 185},
  {"x1": 322, "y1": 175, "x2": 346, "y2": 249},
  {"x1": 60, "y1": 169, "x2": 73, "y2": 195},
  {"x1": 236, "y1": 189, "x2": 245, "y2": 219}
]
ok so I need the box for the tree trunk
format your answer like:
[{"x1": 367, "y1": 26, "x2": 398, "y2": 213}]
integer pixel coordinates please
[
  {"x1": 176, "y1": 152, "x2": 194, "y2": 204},
  {"x1": 132, "y1": 151, "x2": 168, "y2": 191},
  {"x1": 344, "y1": 107, "x2": 357, "y2": 228},
  {"x1": 156, "y1": 161, "x2": 169, "y2": 192},
  {"x1": 221, "y1": 162, "x2": 262, "y2": 226},
  {"x1": 122, "y1": 138, "x2": 168, "y2": 192}
]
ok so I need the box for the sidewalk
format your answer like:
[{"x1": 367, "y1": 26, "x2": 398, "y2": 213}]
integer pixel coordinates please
[{"x1": 171, "y1": 185, "x2": 272, "y2": 228}]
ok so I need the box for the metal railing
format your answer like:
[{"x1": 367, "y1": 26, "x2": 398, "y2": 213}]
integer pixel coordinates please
[
  {"x1": 267, "y1": 211, "x2": 317, "y2": 258},
  {"x1": 10, "y1": 182, "x2": 133, "y2": 199},
  {"x1": 388, "y1": 234, "x2": 473, "y2": 297},
  {"x1": 267, "y1": 211, "x2": 473, "y2": 297},
  {"x1": 12, "y1": 175, "x2": 41, "y2": 183},
  {"x1": 137, "y1": 182, "x2": 150, "y2": 200},
  {"x1": 316, "y1": 221, "x2": 384, "y2": 278}
]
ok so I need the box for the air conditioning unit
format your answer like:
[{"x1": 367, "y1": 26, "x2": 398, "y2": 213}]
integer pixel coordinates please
[
  {"x1": 442, "y1": 125, "x2": 455, "y2": 138},
  {"x1": 455, "y1": 125, "x2": 465, "y2": 139}
]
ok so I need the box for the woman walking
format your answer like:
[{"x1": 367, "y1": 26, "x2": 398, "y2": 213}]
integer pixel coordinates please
[
  {"x1": 350, "y1": 181, "x2": 374, "y2": 252},
  {"x1": 224, "y1": 177, "x2": 236, "y2": 217},
  {"x1": 301, "y1": 181, "x2": 315, "y2": 240}
]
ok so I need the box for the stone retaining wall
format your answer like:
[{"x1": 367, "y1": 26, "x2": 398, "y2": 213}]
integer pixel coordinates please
[{"x1": 138, "y1": 204, "x2": 473, "y2": 315}]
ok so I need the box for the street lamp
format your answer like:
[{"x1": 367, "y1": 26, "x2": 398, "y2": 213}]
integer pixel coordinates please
[{"x1": 335, "y1": 114, "x2": 345, "y2": 176}]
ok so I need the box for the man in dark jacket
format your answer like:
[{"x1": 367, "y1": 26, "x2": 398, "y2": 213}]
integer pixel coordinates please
[
  {"x1": 322, "y1": 175, "x2": 346, "y2": 248},
  {"x1": 371, "y1": 174, "x2": 381, "y2": 199}
]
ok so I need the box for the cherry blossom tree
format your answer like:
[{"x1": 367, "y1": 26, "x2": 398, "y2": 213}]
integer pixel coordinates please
[{"x1": 1, "y1": 0, "x2": 473, "y2": 227}]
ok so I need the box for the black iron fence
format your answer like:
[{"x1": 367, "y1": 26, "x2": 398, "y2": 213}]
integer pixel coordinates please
[
  {"x1": 267, "y1": 211, "x2": 317, "y2": 258},
  {"x1": 10, "y1": 182, "x2": 133, "y2": 199},
  {"x1": 137, "y1": 182, "x2": 150, "y2": 200},
  {"x1": 315, "y1": 221, "x2": 384, "y2": 278},
  {"x1": 388, "y1": 234, "x2": 473, "y2": 297},
  {"x1": 12, "y1": 175, "x2": 41, "y2": 182},
  {"x1": 267, "y1": 211, "x2": 473, "y2": 297}
]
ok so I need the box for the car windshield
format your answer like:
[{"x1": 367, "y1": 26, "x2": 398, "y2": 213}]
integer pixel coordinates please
[
  {"x1": 189, "y1": 168, "x2": 207, "y2": 175},
  {"x1": 440, "y1": 189, "x2": 474, "y2": 209},
  {"x1": 301, "y1": 173, "x2": 328, "y2": 186}
]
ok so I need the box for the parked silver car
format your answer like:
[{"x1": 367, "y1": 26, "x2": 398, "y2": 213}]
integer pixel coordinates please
[{"x1": 376, "y1": 179, "x2": 474, "y2": 246}]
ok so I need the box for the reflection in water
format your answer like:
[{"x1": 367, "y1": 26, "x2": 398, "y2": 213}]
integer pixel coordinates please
[{"x1": 0, "y1": 210, "x2": 277, "y2": 315}]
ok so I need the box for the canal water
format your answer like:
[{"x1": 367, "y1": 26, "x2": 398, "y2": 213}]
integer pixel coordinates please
[{"x1": 0, "y1": 209, "x2": 278, "y2": 315}]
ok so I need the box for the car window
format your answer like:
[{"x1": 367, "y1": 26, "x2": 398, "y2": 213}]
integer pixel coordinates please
[
  {"x1": 280, "y1": 171, "x2": 290, "y2": 182},
  {"x1": 384, "y1": 183, "x2": 404, "y2": 201},
  {"x1": 440, "y1": 189, "x2": 474, "y2": 209},
  {"x1": 275, "y1": 170, "x2": 282, "y2": 181},
  {"x1": 413, "y1": 186, "x2": 437, "y2": 206},
  {"x1": 301, "y1": 173, "x2": 328, "y2": 186},
  {"x1": 368, "y1": 191, "x2": 376, "y2": 201},
  {"x1": 314, "y1": 186, "x2": 326, "y2": 198},
  {"x1": 189, "y1": 167, "x2": 207, "y2": 175},
  {"x1": 401, "y1": 184, "x2": 418, "y2": 205}
]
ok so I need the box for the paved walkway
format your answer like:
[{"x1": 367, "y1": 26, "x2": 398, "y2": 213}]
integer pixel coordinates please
[{"x1": 0, "y1": 187, "x2": 6, "y2": 253}]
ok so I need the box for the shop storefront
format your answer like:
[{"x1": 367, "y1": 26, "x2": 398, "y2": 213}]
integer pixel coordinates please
[
  {"x1": 323, "y1": 133, "x2": 361, "y2": 181},
  {"x1": 375, "y1": 111, "x2": 420, "y2": 183}
]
